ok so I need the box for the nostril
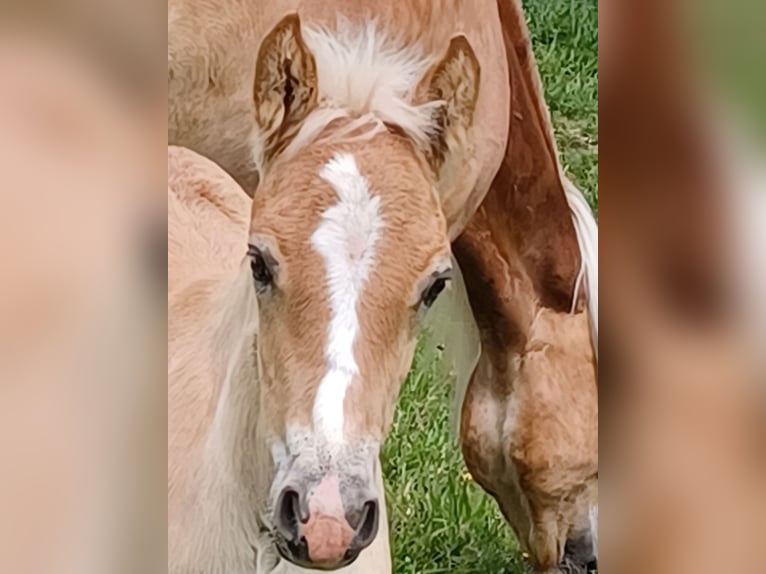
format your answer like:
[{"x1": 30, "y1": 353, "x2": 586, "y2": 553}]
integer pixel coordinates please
[
  {"x1": 275, "y1": 487, "x2": 303, "y2": 542},
  {"x1": 285, "y1": 536, "x2": 310, "y2": 564},
  {"x1": 350, "y1": 500, "x2": 379, "y2": 551}
]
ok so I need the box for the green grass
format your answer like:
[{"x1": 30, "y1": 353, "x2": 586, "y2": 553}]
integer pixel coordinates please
[{"x1": 382, "y1": 0, "x2": 598, "y2": 571}]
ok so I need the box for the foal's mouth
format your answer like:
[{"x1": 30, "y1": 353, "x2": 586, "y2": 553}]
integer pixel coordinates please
[{"x1": 273, "y1": 531, "x2": 361, "y2": 571}]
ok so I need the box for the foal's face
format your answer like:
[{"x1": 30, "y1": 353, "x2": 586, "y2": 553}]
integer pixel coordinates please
[
  {"x1": 249, "y1": 134, "x2": 451, "y2": 567},
  {"x1": 248, "y1": 10, "x2": 481, "y2": 567}
]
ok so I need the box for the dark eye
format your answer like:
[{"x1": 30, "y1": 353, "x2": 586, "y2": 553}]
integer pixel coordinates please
[
  {"x1": 248, "y1": 245, "x2": 273, "y2": 290},
  {"x1": 421, "y1": 276, "x2": 449, "y2": 309}
]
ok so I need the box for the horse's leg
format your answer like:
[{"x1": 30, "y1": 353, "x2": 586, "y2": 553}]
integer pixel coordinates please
[
  {"x1": 453, "y1": 186, "x2": 597, "y2": 573},
  {"x1": 458, "y1": 346, "x2": 567, "y2": 573},
  {"x1": 562, "y1": 497, "x2": 598, "y2": 572}
]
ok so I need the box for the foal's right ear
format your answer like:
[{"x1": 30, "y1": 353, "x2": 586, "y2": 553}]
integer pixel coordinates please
[{"x1": 253, "y1": 13, "x2": 318, "y2": 168}]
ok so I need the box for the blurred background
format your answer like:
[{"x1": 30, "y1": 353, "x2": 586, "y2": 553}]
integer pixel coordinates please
[
  {"x1": 0, "y1": 0, "x2": 762, "y2": 573},
  {"x1": 600, "y1": 0, "x2": 766, "y2": 572},
  {"x1": 0, "y1": 1, "x2": 165, "y2": 573}
]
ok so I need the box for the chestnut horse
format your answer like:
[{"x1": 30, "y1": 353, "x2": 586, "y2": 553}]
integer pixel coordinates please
[{"x1": 168, "y1": 1, "x2": 597, "y2": 573}]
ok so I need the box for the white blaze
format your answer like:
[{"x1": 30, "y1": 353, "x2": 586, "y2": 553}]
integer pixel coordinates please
[{"x1": 311, "y1": 153, "x2": 382, "y2": 442}]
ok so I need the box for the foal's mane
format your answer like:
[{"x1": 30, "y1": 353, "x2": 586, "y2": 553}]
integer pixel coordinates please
[{"x1": 250, "y1": 17, "x2": 442, "y2": 174}]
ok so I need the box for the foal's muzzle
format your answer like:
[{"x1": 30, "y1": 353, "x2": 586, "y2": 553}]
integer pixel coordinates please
[{"x1": 273, "y1": 476, "x2": 380, "y2": 570}]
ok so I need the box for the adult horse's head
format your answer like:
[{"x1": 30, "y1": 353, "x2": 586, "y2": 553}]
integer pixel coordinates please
[{"x1": 248, "y1": 13, "x2": 481, "y2": 569}]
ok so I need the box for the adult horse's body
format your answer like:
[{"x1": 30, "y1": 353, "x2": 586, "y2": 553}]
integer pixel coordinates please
[{"x1": 168, "y1": 1, "x2": 597, "y2": 573}]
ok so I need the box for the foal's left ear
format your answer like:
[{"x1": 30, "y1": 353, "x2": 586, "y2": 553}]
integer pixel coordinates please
[
  {"x1": 417, "y1": 35, "x2": 481, "y2": 179},
  {"x1": 253, "y1": 13, "x2": 318, "y2": 169}
]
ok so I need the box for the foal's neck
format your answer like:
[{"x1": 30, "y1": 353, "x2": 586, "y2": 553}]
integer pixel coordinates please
[
  {"x1": 205, "y1": 265, "x2": 269, "y2": 487},
  {"x1": 171, "y1": 268, "x2": 268, "y2": 574}
]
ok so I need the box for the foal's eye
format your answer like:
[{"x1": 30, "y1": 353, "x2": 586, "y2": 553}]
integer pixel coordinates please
[
  {"x1": 248, "y1": 246, "x2": 273, "y2": 291},
  {"x1": 420, "y1": 274, "x2": 450, "y2": 309}
]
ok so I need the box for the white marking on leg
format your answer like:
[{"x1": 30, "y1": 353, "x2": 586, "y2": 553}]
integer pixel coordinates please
[{"x1": 311, "y1": 153, "x2": 382, "y2": 442}]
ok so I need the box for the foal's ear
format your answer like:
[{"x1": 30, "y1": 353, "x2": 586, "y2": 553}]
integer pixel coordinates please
[
  {"x1": 417, "y1": 35, "x2": 481, "y2": 177},
  {"x1": 253, "y1": 13, "x2": 318, "y2": 168}
]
